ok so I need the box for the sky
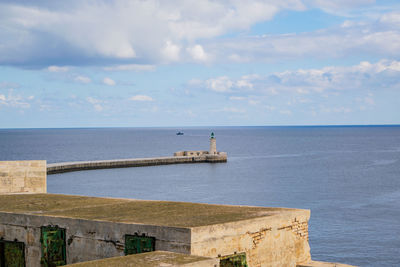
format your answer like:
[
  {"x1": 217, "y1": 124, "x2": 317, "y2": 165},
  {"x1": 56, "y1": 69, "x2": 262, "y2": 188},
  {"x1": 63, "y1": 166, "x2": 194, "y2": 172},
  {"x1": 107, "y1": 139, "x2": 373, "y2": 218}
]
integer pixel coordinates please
[{"x1": 1, "y1": 0, "x2": 400, "y2": 128}]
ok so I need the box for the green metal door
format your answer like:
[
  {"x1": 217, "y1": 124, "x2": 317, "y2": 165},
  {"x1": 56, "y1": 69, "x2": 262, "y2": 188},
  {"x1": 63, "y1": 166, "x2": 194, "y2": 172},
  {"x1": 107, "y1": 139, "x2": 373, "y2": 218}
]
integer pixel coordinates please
[
  {"x1": 220, "y1": 252, "x2": 248, "y2": 267},
  {"x1": 0, "y1": 240, "x2": 25, "y2": 267},
  {"x1": 124, "y1": 234, "x2": 155, "y2": 255},
  {"x1": 40, "y1": 226, "x2": 66, "y2": 267}
]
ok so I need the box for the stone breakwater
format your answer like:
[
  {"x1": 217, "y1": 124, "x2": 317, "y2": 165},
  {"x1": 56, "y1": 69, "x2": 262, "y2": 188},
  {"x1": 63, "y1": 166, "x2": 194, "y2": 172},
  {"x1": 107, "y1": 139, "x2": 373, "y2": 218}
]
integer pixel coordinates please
[{"x1": 47, "y1": 153, "x2": 227, "y2": 174}]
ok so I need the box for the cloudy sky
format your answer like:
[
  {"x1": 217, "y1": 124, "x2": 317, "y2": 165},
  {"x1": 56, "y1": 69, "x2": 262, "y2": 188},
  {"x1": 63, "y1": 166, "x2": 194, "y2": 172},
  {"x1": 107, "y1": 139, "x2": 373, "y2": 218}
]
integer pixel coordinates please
[{"x1": 1, "y1": 0, "x2": 400, "y2": 128}]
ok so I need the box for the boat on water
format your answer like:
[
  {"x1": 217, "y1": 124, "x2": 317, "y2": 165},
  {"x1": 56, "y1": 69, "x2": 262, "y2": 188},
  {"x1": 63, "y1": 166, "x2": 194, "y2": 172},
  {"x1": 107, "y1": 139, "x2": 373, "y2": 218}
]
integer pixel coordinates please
[{"x1": 176, "y1": 132, "x2": 184, "y2": 135}]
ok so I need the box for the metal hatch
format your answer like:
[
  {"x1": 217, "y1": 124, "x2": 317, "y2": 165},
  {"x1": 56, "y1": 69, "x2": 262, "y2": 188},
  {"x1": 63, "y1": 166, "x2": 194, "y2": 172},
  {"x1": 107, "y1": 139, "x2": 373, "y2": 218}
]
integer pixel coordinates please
[
  {"x1": 0, "y1": 239, "x2": 25, "y2": 267},
  {"x1": 124, "y1": 234, "x2": 155, "y2": 255},
  {"x1": 40, "y1": 226, "x2": 66, "y2": 266}
]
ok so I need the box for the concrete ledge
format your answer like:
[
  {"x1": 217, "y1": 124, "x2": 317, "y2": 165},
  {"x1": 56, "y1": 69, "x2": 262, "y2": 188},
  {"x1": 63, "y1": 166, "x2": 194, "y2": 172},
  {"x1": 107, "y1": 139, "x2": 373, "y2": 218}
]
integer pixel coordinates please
[{"x1": 47, "y1": 154, "x2": 227, "y2": 174}]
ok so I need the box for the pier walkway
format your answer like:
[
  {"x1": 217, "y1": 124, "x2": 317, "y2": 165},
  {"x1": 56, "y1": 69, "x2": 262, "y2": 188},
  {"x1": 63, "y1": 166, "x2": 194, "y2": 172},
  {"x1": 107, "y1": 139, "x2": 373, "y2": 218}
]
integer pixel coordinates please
[{"x1": 47, "y1": 153, "x2": 227, "y2": 174}]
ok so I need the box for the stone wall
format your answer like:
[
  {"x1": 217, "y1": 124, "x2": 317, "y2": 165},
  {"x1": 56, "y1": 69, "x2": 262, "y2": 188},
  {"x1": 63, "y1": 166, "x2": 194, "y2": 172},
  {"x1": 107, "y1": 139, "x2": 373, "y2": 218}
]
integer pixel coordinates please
[
  {"x1": 0, "y1": 160, "x2": 46, "y2": 194},
  {"x1": 0, "y1": 210, "x2": 310, "y2": 267},
  {"x1": 190, "y1": 210, "x2": 311, "y2": 267},
  {"x1": 0, "y1": 212, "x2": 191, "y2": 267}
]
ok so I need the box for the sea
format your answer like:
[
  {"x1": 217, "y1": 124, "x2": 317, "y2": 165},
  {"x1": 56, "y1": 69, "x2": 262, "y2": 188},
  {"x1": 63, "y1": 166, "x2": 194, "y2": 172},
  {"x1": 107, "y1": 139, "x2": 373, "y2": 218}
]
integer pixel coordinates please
[{"x1": 1, "y1": 126, "x2": 399, "y2": 266}]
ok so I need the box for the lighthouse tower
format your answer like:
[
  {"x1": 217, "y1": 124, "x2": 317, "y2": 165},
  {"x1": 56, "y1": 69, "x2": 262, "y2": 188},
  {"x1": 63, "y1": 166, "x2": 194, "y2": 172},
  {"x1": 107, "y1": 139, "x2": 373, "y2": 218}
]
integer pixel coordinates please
[{"x1": 209, "y1": 132, "x2": 217, "y2": 155}]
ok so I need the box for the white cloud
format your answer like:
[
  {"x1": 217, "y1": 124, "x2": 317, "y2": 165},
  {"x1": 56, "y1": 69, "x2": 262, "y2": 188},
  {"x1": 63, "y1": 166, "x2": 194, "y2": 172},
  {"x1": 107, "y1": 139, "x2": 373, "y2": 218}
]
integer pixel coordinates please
[
  {"x1": 221, "y1": 107, "x2": 246, "y2": 113},
  {"x1": 229, "y1": 96, "x2": 246, "y2": 101},
  {"x1": 86, "y1": 97, "x2": 103, "y2": 112},
  {"x1": 103, "y1": 64, "x2": 156, "y2": 71},
  {"x1": 0, "y1": 0, "x2": 395, "y2": 68},
  {"x1": 265, "y1": 105, "x2": 276, "y2": 111},
  {"x1": 199, "y1": 59, "x2": 400, "y2": 107},
  {"x1": 357, "y1": 93, "x2": 375, "y2": 106},
  {"x1": 236, "y1": 79, "x2": 254, "y2": 89},
  {"x1": 248, "y1": 99, "x2": 260, "y2": 106},
  {"x1": 269, "y1": 59, "x2": 400, "y2": 93},
  {"x1": 86, "y1": 97, "x2": 100, "y2": 104},
  {"x1": 321, "y1": 106, "x2": 352, "y2": 113},
  {"x1": 47, "y1": 65, "x2": 69, "y2": 72},
  {"x1": 203, "y1": 10, "x2": 400, "y2": 63},
  {"x1": 0, "y1": 0, "x2": 306, "y2": 66},
  {"x1": 0, "y1": 90, "x2": 32, "y2": 109},
  {"x1": 228, "y1": 96, "x2": 259, "y2": 105},
  {"x1": 74, "y1": 75, "x2": 91, "y2": 84},
  {"x1": 296, "y1": 88, "x2": 309, "y2": 94},
  {"x1": 162, "y1": 40, "x2": 181, "y2": 62},
  {"x1": 206, "y1": 76, "x2": 233, "y2": 92},
  {"x1": 130, "y1": 95, "x2": 154, "y2": 101},
  {"x1": 103, "y1": 77, "x2": 116, "y2": 86},
  {"x1": 380, "y1": 12, "x2": 400, "y2": 25},
  {"x1": 187, "y1": 44, "x2": 209, "y2": 62},
  {"x1": 193, "y1": 73, "x2": 271, "y2": 95}
]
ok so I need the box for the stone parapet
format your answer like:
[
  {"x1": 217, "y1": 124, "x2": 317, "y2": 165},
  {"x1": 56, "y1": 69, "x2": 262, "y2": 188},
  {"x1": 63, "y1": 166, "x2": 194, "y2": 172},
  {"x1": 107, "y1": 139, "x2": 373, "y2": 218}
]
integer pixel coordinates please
[
  {"x1": 0, "y1": 160, "x2": 46, "y2": 194},
  {"x1": 191, "y1": 208, "x2": 311, "y2": 267}
]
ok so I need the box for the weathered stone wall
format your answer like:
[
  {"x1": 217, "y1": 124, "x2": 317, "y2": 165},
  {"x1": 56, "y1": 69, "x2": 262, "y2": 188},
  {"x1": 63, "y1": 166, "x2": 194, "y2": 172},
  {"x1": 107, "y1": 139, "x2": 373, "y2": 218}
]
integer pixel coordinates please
[
  {"x1": 0, "y1": 212, "x2": 191, "y2": 266},
  {"x1": 0, "y1": 160, "x2": 46, "y2": 194},
  {"x1": 0, "y1": 207, "x2": 309, "y2": 267},
  {"x1": 190, "y1": 210, "x2": 311, "y2": 267}
]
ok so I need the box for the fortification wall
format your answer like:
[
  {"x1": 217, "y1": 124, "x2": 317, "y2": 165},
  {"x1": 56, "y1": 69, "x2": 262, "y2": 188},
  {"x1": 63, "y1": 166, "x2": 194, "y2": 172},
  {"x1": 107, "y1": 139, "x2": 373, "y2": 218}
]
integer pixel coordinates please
[
  {"x1": 0, "y1": 212, "x2": 191, "y2": 266},
  {"x1": 0, "y1": 160, "x2": 46, "y2": 194},
  {"x1": 0, "y1": 210, "x2": 310, "y2": 267},
  {"x1": 190, "y1": 209, "x2": 311, "y2": 267}
]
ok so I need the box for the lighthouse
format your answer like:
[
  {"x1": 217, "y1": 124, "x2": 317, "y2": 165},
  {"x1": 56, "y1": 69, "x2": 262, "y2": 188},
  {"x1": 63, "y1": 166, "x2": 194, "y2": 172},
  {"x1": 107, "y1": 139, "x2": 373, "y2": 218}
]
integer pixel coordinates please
[{"x1": 209, "y1": 132, "x2": 217, "y2": 155}]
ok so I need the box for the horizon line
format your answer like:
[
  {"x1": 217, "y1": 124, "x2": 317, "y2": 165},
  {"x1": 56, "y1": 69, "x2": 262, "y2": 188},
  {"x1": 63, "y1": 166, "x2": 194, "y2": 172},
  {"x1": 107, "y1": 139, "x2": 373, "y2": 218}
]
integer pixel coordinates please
[{"x1": 1, "y1": 124, "x2": 400, "y2": 130}]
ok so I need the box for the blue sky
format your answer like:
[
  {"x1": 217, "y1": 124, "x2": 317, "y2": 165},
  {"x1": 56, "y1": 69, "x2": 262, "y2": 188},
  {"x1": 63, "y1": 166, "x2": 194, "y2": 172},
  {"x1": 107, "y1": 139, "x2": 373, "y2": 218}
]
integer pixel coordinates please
[{"x1": 1, "y1": 0, "x2": 400, "y2": 128}]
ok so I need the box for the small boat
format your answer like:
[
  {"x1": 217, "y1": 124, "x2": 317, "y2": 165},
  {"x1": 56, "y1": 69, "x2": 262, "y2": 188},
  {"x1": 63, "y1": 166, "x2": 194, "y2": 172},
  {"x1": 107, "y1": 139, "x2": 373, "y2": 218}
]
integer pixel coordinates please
[{"x1": 176, "y1": 132, "x2": 184, "y2": 135}]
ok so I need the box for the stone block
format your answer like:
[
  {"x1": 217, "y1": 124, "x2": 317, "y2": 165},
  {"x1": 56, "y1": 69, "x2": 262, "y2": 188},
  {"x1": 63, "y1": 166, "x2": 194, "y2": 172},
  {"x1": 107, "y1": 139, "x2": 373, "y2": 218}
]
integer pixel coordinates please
[{"x1": 0, "y1": 160, "x2": 46, "y2": 194}]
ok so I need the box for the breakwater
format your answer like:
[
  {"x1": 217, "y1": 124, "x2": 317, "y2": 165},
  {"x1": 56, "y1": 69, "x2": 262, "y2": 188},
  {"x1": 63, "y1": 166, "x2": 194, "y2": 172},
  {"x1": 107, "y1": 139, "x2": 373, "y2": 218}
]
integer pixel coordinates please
[{"x1": 47, "y1": 153, "x2": 227, "y2": 174}]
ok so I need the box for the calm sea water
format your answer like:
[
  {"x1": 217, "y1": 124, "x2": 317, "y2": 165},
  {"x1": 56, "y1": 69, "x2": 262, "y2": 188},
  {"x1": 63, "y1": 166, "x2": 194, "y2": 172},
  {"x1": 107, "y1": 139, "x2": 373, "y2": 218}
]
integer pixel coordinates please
[{"x1": 1, "y1": 126, "x2": 399, "y2": 266}]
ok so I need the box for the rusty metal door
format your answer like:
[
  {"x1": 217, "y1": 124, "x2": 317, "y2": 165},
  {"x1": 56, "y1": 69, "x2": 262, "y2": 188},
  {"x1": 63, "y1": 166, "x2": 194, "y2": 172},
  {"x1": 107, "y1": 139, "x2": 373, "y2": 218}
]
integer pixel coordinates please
[
  {"x1": 220, "y1": 252, "x2": 248, "y2": 267},
  {"x1": 40, "y1": 226, "x2": 66, "y2": 266},
  {"x1": 0, "y1": 240, "x2": 25, "y2": 267},
  {"x1": 124, "y1": 234, "x2": 155, "y2": 255}
]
